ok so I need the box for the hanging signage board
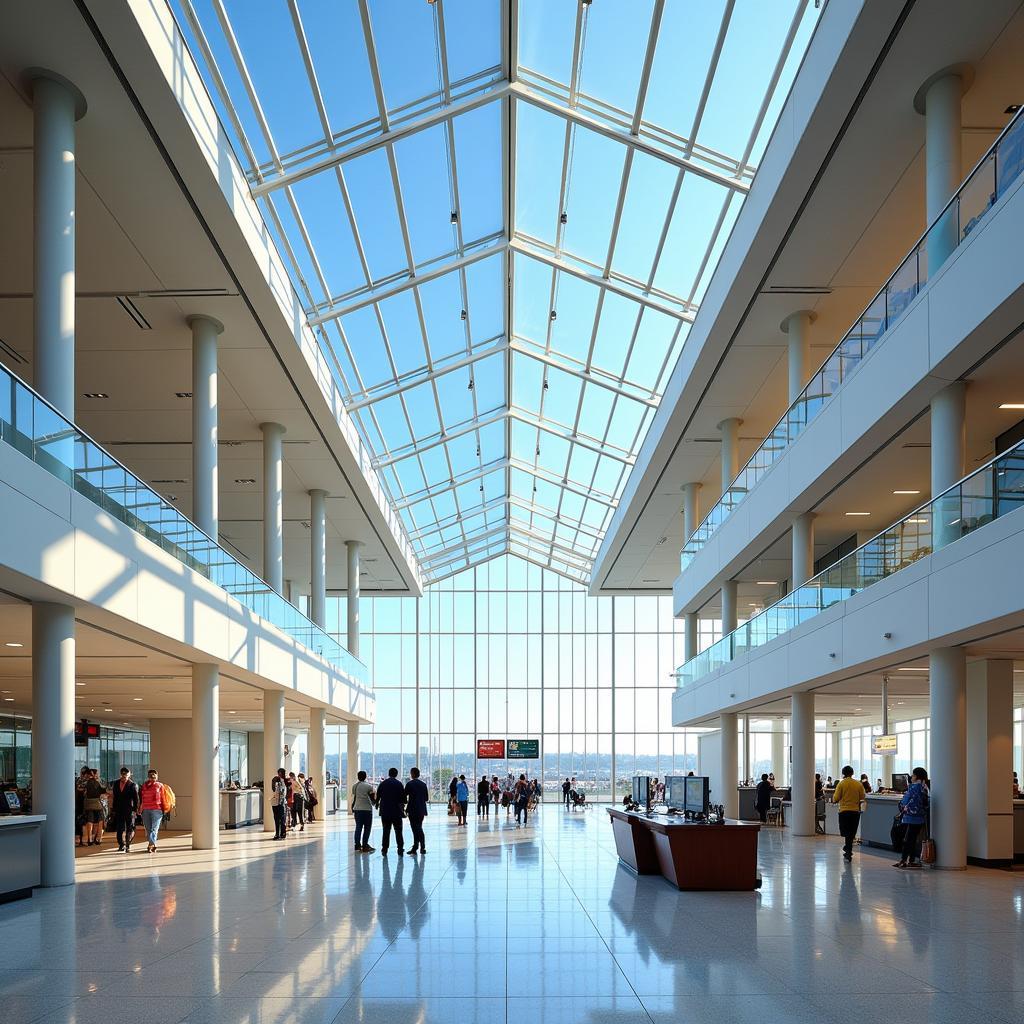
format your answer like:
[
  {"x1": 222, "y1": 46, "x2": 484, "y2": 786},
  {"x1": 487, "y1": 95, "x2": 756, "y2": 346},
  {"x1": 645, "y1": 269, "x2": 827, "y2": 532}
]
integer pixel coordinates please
[
  {"x1": 872, "y1": 735, "x2": 898, "y2": 755},
  {"x1": 477, "y1": 739, "x2": 505, "y2": 759},
  {"x1": 507, "y1": 739, "x2": 540, "y2": 759}
]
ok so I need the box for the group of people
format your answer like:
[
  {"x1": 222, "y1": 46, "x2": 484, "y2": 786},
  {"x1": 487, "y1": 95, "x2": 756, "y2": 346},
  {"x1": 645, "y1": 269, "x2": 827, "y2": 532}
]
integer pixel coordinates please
[
  {"x1": 269, "y1": 769, "x2": 319, "y2": 839},
  {"x1": 75, "y1": 765, "x2": 174, "y2": 853},
  {"x1": 561, "y1": 776, "x2": 589, "y2": 809},
  {"x1": 461, "y1": 773, "x2": 538, "y2": 824},
  {"x1": 350, "y1": 767, "x2": 430, "y2": 856}
]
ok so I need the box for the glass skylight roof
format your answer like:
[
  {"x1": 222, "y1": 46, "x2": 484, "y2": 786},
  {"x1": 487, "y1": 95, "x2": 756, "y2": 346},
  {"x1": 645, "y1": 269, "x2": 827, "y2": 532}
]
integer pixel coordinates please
[{"x1": 172, "y1": 0, "x2": 819, "y2": 586}]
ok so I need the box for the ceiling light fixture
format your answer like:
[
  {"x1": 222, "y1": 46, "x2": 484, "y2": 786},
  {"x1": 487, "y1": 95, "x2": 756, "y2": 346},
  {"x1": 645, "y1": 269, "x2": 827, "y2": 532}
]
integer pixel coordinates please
[
  {"x1": 4, "y1": 642, "x2": 23, "y2": 648},
  {"x1": 755, "y1": 581, "x2": 776, "y2": 586},
  {"x1": 845, "y1": 511, "x2": 871, "y2": 517},
  {"x1": 234, "y1": 478, "x2": 256, "y2": 485},
  {"x1": 906, "y1": 518, "x2": 928, "y2": 524},
  {"x1": 132, "y1": 697, "x2": 143, "y2": 702},
  {"x1": 893, "y1": 490, "x2": 920, "y2": 495},
  {"x1": 998, "y1": 403, "x2": 1024, "y2": 410},
  {"x1": 3, "y1": 698, "x2": 13, "y2": 702},
  {"x1": 82, "y1": 392, "x2": 109, "y2": 399},
  {"x1": 1005, "y1": 104, "x2": 1022, "y2": 114},
  {"x1": 176, "y1": 392, "x2": 193, "y2": 399}
]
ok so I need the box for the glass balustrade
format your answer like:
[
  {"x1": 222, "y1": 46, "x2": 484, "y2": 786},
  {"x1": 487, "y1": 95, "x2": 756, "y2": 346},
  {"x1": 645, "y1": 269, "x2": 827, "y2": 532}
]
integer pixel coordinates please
[
  {"x1": 681, "y1": 108, "x2": 1024, "y2": 572},
  {"x1": 0, "y1": 364, "x2": 367, "y2": 686},
  {"x1": 676, "y1": 437, "x2": 1024, "y2": 688}
]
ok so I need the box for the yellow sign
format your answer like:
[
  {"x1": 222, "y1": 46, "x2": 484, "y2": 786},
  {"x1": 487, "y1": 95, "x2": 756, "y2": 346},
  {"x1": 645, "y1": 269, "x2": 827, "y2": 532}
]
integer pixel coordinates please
[{"x1": 872, "y1": 734, "x2": 898, "y2": 755}]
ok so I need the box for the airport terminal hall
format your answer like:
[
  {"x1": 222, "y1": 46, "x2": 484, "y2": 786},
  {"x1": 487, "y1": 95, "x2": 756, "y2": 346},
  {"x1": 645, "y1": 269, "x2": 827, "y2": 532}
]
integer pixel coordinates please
[{"x1": 5, "y1": 0, "x2": 1024, "y2": 1022}]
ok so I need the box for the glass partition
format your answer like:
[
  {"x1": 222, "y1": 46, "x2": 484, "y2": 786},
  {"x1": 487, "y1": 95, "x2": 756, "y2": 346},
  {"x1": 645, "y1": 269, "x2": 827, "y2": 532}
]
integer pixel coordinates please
[
  {"x1": 0, "y1": 364, "x2": 367, "y2": 687},
  {"x1": 681, "y1": 108, "x2": 1024, "y2": 571},
  {"x1": 677, "y1": 438, "x2": 1024, "y2": 688}
]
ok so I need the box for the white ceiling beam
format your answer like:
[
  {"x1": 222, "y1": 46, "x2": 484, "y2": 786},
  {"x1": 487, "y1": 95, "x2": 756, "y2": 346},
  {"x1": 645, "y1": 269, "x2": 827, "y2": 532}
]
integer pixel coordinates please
[
  {"x1": 373, "y1": 408, "x2": 507, "y2": 469},
  {"x1": 510, "y1": 83, "x2": 750, "y2": 193},
  {"x1": 392, "y1": 459, "x2": 509, "y2": 511},
  {"x1": 508, "y1": 410, "x2": 636, "y2": 465}
]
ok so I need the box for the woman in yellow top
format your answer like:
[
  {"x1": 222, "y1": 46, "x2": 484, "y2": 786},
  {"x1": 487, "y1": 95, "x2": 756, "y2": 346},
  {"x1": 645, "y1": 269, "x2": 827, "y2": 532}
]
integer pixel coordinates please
[{"x1": 832, "y1": 765, "x2": 866, "y2": 862}]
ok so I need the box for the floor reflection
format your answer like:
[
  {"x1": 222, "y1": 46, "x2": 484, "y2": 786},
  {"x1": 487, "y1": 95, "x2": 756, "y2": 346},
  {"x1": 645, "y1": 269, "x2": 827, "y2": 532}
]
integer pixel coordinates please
[{"x1": 2, "y1": 806, "x2": 1023, "y2": 1023}]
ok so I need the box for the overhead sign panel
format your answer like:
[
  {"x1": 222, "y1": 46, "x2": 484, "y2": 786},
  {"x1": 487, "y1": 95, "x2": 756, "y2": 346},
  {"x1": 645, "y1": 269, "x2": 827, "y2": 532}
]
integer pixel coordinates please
[
  {"x1": 872, "y1": 735, "x2": 898, "y2": 755},
  {"x1": 477, "y1": 739, "x2": 505, "y2": 759},
  {"x1": 507, "y1": 739, "x2": 539, "y2": 759}
]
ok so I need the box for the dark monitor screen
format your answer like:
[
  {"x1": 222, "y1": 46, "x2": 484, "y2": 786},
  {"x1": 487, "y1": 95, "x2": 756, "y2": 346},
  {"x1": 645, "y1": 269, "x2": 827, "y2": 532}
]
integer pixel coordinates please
[
  {"x1": 665, "y1": 776, "x2": 687, "y2": 809},
  {"x1": 632, "y1": 775, "x2": 652, "y2": 807},
  {"x1": 684, "y1": 776, "x2": 709, "y2": 815},
  {"x1": 891, "y1": 773, "x2": 910, "y2": 793}
]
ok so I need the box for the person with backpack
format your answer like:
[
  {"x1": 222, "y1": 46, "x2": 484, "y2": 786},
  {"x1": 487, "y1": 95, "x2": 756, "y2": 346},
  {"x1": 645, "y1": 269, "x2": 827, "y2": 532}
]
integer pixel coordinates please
[
  {"x1": 514, "y1": 774, "x2": 530, "y2": 826},
  {"x1": 351, "y1": 770, "x2": 377, "y2": 852},
  {"x1": 140, "y1": 768, "x2": 172, "y2": 853},
  {"x1": 292, "y1": 773, "x2": 306, "y2": 832},
  {"x1": 455, "y1": 775, "x2": 469, "y2": 826},
  {"x1": 110, "y1": 766, "x2": 140, "y2": 853},
  {"x1": 895, "y1": 766, "x2": 930, "y2": 869},
  {"x1": 832, "y1": 765, "x2": 866, "y2": 862},
  {"x1": 271, "y1": 768, "x2": 289, "y2": 840},
  {"x1": 82, "y1": 768, "x2": 106, "y2": 847}
]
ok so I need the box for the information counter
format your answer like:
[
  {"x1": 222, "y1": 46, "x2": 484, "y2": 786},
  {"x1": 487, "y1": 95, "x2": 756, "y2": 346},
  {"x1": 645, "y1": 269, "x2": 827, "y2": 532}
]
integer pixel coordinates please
[
  {"x1": 860, "y1": 793, "x2": 903, "y2": 850},
  {"x1": 220, "y1": 788, "x2": 262, "y2": 829},
  {"x1": 737, "y1": 786, "x2": 789, "y2": 822},
  {"x1": 1015, "y1": 800, "x2": 1024, "y2": 860},
  {"x1": 324, "y1": 782, "x2": 340, "y2": 814},
  {"x1": 608, "y1": 808, "x2": 760, "y2": 891},
  {"x1": 0, "y1": 814, "x2": 45, "y2": 903}
]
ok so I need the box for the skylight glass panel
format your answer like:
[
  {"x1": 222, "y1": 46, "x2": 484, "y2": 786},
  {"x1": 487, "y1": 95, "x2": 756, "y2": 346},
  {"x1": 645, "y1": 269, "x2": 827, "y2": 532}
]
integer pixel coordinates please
[{"x1": 172, "y1": 0, "x2": 819, "y2": 584}]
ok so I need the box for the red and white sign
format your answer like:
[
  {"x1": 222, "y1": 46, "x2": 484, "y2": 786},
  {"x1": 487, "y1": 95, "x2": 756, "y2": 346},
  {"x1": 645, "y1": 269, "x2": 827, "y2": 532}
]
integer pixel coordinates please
[{"x1": 477, "y1": 739, "x2": 505, "y2": 759}]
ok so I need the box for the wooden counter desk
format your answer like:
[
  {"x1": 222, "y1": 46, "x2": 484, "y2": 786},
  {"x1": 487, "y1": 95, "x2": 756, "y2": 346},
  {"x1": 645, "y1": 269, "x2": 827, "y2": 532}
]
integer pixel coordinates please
[{"x1": 608, "y1": 808, "x2": 761, "y2": 891}]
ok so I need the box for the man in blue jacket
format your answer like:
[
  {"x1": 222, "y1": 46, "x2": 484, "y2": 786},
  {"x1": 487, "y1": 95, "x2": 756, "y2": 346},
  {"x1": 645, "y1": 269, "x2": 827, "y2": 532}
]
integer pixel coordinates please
[
  {"x1": 405, "y1": 766, "x2": 430, "y2": 855},
  {"x1": 377, "y1": 767, "x2": 407, "y2": 856}
]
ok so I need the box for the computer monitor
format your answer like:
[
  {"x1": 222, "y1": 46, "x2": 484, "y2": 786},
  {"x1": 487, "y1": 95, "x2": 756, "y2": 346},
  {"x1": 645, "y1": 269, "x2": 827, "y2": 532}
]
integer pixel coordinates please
[
  {"x1": 631, "y1": 774, "x2": 653, "y2": 809},
  {"x1": 3, "y1": 790, "x2": 21, "y2": 812},
  {"x1": 684, "y1": 776, "x2": 709, "y2": 816},
  {"x1": 891, "y1": 773, "x2": 910, "y2": 793},
  {"x1": 665, "y1": 776, "x2": 688, "y2": 810}
]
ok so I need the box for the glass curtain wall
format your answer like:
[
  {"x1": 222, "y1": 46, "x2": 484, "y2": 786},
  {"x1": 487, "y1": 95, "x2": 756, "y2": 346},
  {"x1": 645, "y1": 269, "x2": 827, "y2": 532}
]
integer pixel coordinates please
[
  {"x1": 218, "y1": 729, "x2": 249, "y2": 787},
  {"x1": 325, "y1": 554, "x2": 700, "y2": 801}
]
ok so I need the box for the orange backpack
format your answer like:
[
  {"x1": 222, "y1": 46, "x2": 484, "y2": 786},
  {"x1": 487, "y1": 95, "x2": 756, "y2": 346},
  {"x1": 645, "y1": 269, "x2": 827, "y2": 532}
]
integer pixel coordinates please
[{"x1": 160, "y1": 783, "x2": 176, "y2": 816}]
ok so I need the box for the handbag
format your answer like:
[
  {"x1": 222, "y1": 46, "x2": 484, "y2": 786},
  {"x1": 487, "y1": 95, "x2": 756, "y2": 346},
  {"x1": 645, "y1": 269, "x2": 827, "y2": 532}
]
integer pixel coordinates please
[
  {"x1": 890, "y1": 814, "x2": 906, "y2": 850},
  {"x1": 920, "y1": 836, "x2": 936, "y2": 864}
]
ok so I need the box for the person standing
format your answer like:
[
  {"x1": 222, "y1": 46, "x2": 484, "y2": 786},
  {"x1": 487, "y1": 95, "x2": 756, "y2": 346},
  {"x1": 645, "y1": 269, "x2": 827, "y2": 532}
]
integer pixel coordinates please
[
  {"x1": 351, "y1": 770, "x2": 377, "y2": 853},
  {"x1": 895, "y1": 766, "x2": 930, "y2": 869},
  {"x1": 140, "y1": 768, "x2": 166, "y2": 853},
  {"x1": 815, "y1": 773, "x2": 824, "y2": 801},
  {"x1": 270, "y1": 768, "x2": 289, "y2": 840},
  {"x1": 562, "y1": 777, "x2": 571, "y2": 809},
  {"x1": 405, "y1": 766, "x2": 429, "y2": 855},
  {"x1": 293, "y1": 773, "x2": 307, "y2": 832},
  {"x1": 514, "y1": 774, "x2": 530, "y2": 826},
  {"x1": 304, "y1": 775, "x2": 318, "y2": 822},
  {"x1": 832, "y1": 765, "x2": 866, "y2": 862},
  {"x1": 477, "y1": 776, "x2": 490, "y2": 818},
  {"x1": 377, "y1": 767, "x2": 406, "y2": 856},
  {"x1": 82, "y1": 769, "x2": 106, "y2": 847},
  {"x1": 455, "y1": 775, "x2": 469, "y2": 826},
  {"x1": 754, "y1": 773, "x2": 773, "y2": 824},
  {"x1": 110, "y1": 767, "x2": 139, "y2": 853}
]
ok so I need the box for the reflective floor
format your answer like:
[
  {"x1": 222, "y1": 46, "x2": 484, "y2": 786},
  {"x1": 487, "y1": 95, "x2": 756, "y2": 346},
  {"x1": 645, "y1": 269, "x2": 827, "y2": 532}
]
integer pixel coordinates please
[{"x1": 3, "y1": 805, "x2": 1024, "y2": 1023}]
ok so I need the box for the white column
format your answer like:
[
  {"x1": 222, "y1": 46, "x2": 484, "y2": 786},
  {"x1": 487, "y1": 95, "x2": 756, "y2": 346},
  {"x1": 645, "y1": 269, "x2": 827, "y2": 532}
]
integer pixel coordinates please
[
  {"x1": 918, "y1": 71, "x2": 965, "y2": 270},
  {"x1": 791, "y1": 512, "x2": 815, "y2": 590},
  {"x1": 32, "y1": 602, "x2": 75, "y2": 887},
  {"x1": 719, "y1": 711, "x2": 738, "y2": 818},
  {"x1": 191, "y1": 664, "x2": 219, "y2": 851},
  {"x1": 931, "y1": 381, "x2": 966, "y2": 549},
  {"x1": 741, "y1": 715, "x2": 751, "y2": 783},
  {"x1": 346, "y1": 720, "x2": 360, "y2": 809},
  {"x1": 782, "y1": 310, "x2": 815, "y2": 404},
  {"x1": 720, "y1": 579, "x2": 737, "y2": 635},
  {"x1": 880, "y1": 674, "x2": 894, "y2": 788},
  {"x1": 717, "y1": 417, "x2": 741, "y2": 494},
  {"x1": 683, "y1": 612, "x2": 698, "y2": 663},
  {"x1": 262, "y1": 690, "x2": 285, "y2": 833},
  {"x1": 829, "y1": 730, "x2": 841, "y2": 781},
  {"x1": 346, "y1": 540, "x2": 362, "y2": 658},
  {"x1": 309, "y1": 489, "x2": 327, "y2": 627},
  {"x1": 771, "y1": 727, "x2": 786, "y2": 786},
  {"x1": 681, "y1": 482, "x2": 701, "y2": 541},
  {"x1": 966, "y1": 659, "x2": 1013, "y2": 863},
  {"x1": 31, "y1": 72, "x2": 85, "y2": 420},
  {"x1": 930, "y1": 646, "x2": 967, "y2": 868},
  {"x1": 308, "y1": 707, "x2": 326, "y2": 793},
  {"x1": 188, "y1": 315, "x2": 222, "y2": 540},
  {"x1": 260, "y1": 422, "x2": 286, "y2": 593},
  {"x1": 790, "y1": 691, "x2": 816, "y2": 836}
]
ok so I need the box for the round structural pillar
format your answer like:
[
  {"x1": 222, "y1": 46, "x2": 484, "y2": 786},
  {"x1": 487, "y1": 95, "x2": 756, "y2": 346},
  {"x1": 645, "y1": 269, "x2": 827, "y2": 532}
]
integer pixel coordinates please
[
  {"x1": 260, "y1": 422, "x2": 286, "y2": 593},
  {"x1": 262, "y1": 690, "x2": 285, "y2": 832},
  {"x1": 309, "y1": 489, "x2": 328, "y2": 627},
  {"x1": 931, "y1": 382, "x2": 966, "y2": 550},
  {"x1": 188, "y1": 316, "x2": 223, "y2": 540},
  {"x1": 683, "y1": 612, "x2": 698, "y2": 664},
  {"x1": 720, "y1": 579, "x2": 737, "y2": 635},
  {"x1": 791, "y1": 512, "x2": 816, "y2": 590},
  {"x1": 346, "y1": 720, "x2": 360, "y2": 808},
  {"x1": 346, "y1": 540, "x2": 362, "y2": 659},
  {"x1": 32, "y1": 602, "x2": 76, "y2": 886},
  {"x1": 930, "y1": 646, "x2": 967, "y2": 868},
  {"x1": 681, "y1": 482, "x2": 701, "y2": 542},
  {"x1": 790, "y1": 690, "x2": 816, "y2": 837},
  {"x1": 30, "y1": 71, "x2": 86, "y2": 420},
  {"x1": 308, "y1": 707, "x2": 326, "y2": 795},
  {"x1": 717, "y1": 418, "x2": 741, "y2": 495},
  {"x1": 782, "y1": 310, "x2": 816, "y2": 404},
  {"x1": 719, "y1": 711, "x2": 738, "y2": 818},
  {"x1": 191, "y1": 663, "x2": 219, "y2": 851}
]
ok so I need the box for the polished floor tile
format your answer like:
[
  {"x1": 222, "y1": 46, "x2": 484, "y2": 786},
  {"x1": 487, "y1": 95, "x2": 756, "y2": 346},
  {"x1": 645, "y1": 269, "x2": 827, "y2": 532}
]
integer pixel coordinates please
[{"x1": 4, "y1": 806, "x2": 1024, "y2": 1023}]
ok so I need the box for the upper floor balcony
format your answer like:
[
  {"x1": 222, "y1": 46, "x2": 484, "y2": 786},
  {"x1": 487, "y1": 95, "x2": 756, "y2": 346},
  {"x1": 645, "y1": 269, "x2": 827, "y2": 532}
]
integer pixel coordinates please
[
  {"x1": 0, "y1": 361, "x2": 367, "y2": 690},
  {"x1": 680, "y1": 108, "x2": 1024, "y2": 574}
]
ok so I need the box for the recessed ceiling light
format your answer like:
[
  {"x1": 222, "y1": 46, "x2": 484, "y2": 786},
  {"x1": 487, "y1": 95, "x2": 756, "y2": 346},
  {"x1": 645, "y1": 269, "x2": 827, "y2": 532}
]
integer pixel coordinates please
[
  {"x1": 845, "y1": 511, "x2": 871, "y2": 516},
  {"x1": 82, "y1": 392, "x2": 109, "y2": 399},
  {"x1": 906, "y1": 518, "x2": 928, "y2": 524},
  {"x1": 755, "y1": 581, "x2": 776, "y2": 586},
  {"x1": 2, "y1": 697, "x2": 13, "y2": 702},
  {"x1": 999, "y1": 403, "x2": 1024, "y2": 410},
  {"x1": 4, "y1": 642, "x2": 23, "y2": 648},
  {"x1": 76, "y1": 682, "x2": 85, "y2": 687},
  {"x1": 132, "y1": 697, "x2": 143, "y2": 702},
  {"x1": 228, "y1": 710, "x2": 237, "y2": 715},
  {"x1": 897, "y1": 667, "x2": 929, "y2": 672},
  {"x1": 893, "y1": 490, "x2": 920, "y2": 495},
  {"x1": 234, "y1": 478, "x2": 256, "y2": 485},
  {"x1": 176, "y1": 392, "x2": 193, "y2": 399},
  {"x1": 1005, "y1": 104, "x2": 1022, "y2": 114}
]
